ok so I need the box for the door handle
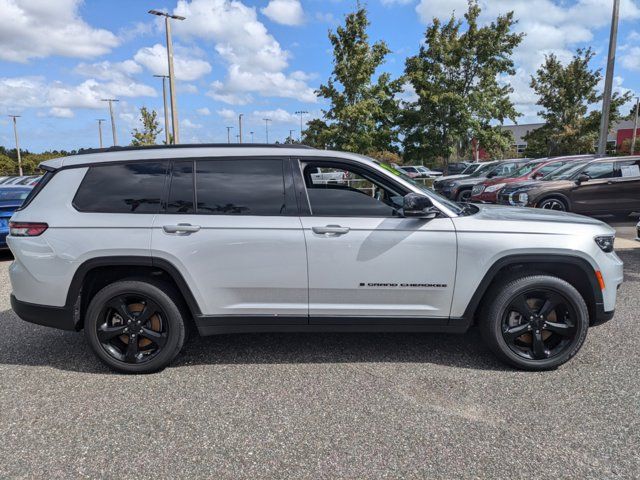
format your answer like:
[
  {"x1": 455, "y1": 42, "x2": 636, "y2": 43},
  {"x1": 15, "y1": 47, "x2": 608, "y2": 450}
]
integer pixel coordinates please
[
  {"x1": 312, "y1": 225, "x2": 350, "y2": 236},
  {"x1": 163, "y1": 223, "x2": 201, "y2": 234}
]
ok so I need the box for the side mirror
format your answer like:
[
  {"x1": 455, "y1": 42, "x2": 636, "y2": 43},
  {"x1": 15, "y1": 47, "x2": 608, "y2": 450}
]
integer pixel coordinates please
[
  {"x1": 532, "y1": 172, "x2": 542, "y2": 179},
  {"x1": 576, "y1": 174, "x2": 590, "y2": 184},
  {"x1": 487, "y1": 171, "x2": 497, "y2": 178},
  {"x1": 403, "y1": 193, "x2": 438, "y2": 219}
]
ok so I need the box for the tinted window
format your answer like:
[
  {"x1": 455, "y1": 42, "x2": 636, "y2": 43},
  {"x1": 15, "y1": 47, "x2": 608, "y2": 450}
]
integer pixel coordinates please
[
  {"x1": 303, "y1": 164, "x2": 403, "y2": 217},
  {"x1": 537, "y1": 161, "x2": 565, "y2": 176},
  {"x1": 582, "y1": 162, "x2": 616, "y2": 179},
  {"x1": 196, "y1": 159, "x2": 286, "y2": 215},
  {"x1": 167, "y1": 160, "x2": 195, "y2": 214},
  {"x1": 74, "y1": 162, "x2": 169, "y2": 213}
]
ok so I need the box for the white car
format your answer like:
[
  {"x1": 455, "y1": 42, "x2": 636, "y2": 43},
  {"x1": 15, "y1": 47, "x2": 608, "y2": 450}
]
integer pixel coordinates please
[
  {"x1": 7, "y1": 144, "x2": 623, "y2": 373},
  {"x1": 416, "y1": 166, "x2": 443, "y2": 178}
]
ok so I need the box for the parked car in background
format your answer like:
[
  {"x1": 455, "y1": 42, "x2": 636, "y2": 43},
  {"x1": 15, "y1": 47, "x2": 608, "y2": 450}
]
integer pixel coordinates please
[
  {"x1": 0, "y1": 186, "x2": 33, "y2": 249},
  {"x1": 398, "y1": 166, "x2": 443, "y2": 179},
  {"x1": 636, "y1": 219, "x2": 640, "y2": 241},
  {"x1": 435, "y1": 159, "x2": 528, "y2": 202},
  {"x1": 397, "y1": 166, "x2": 421, "y2": 178},
  {"x1": 433, "y1": 162, "x2": 490, "y2": 190},
  {"x1": 497, "y1": 156, "x2": 640, "y2": 215},
  {"x1": 309, "y1": 167, "x2": 347, "y2": 184},
  {"x1": 416, "y1": 166, "x2": 442, "y2": 178},
  {"x1": 470, "y1": 155, "x2": 594, "y2": 204},
  {"x1": 444, "y1": 162, "x2": 471, "y2": 175}
]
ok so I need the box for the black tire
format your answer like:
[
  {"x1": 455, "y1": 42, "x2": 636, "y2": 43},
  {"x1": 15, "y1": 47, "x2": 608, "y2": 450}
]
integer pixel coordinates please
[
  {"x1": 537, "y1": 197, "x2": 568, "y2": 212},
  {"x1": 456, "y1": 189, "x2": 472, "y2": 202},
  {"x1": 479, "y1": 274, "x2": 589, "y2": 371},
  {"x1": 84, "y1": 280, "x2": 186, "y2": 374}
]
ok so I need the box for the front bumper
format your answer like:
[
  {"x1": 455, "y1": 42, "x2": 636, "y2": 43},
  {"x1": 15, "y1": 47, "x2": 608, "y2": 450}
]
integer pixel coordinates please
[
  {"x1": 470, "y1": 191, "x2": 499, "y2": 203},
  {"x1": 10, "y1": 294, "x2": 78, "y2": 331}
]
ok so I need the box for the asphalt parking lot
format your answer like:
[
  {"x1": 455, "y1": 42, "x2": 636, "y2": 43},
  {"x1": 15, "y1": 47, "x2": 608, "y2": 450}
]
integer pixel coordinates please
[{"x1": 0, "y1": 248, "x2": 638, "y2": 479}]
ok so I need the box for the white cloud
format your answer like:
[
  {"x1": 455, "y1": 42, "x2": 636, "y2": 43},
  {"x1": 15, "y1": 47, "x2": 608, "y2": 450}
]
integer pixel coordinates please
[
  {"x1": 74, "y1": 60, "x2": 143, "y2": 82},
  {"x1": 217, "y1": 108, "x2": 237, "y2": 121},
  {"x1": 0, "y1": 0, "x2": 119, "y2": 62},
  {"x1": 172, "y1": 0, "x2": 317, "y2": 104},
  {"x1": 48, "y1": 107, "x2": 74, "y2": 118},
  {"x1": 381, "y1": 0, "x2": 414, "y2": 4},
  {"x1": 183, "y1": 118, "x2": 203, "y2": 129},
  {"x1": 133, "y1": 44, "x2": 212, "y2": 81},
  {"x1": 261, "y1": 0, "x2": 305, "y2": 26},
  {"x1": 251, "y1": 109, "x2": 297, "y2": 123},
  {"x1": 196, "y1": 107, "x2": 211, "y2": 115},
  {"x1": 622, "y1": 46, "x2": 640, "y2": 71}
]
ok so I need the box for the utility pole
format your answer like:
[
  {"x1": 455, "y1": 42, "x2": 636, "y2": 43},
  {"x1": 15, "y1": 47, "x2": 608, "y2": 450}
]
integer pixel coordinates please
[
  {"x1": 101, "y1": 99, "x2": 119, "y2": 146},
  {"x1": 295, "y1": 110, "x2": 308, "y2": 142},
  {"x1": 250, "y1": 131, "x2": 254, "y2": 143},
  {"x1": 236, "y1": 134, "x2": 240, "y2": 143},
  {"x1": 154, "y1": 74, "x2": 171, "y2": 144},
  {"x1": 238, "y1": 114, "x2": 244, "y2": 144},
  {"x1": 226, "y1": 126, "x2": 233, "y2": 144},
  {"x1": 597, "y1": 0, "x2": 620, "y2": 156},
  {"x1": 289, "y1": 129, "x2": 295, "y2": 142},
  {"x1": 8, "y1": 115, "x2": 23, "y2": 176},
  {"x1": 631, "y1": 97, "x2": 639, "y2": 155},
  {"x1": 263, "y1": 118, "x2": 272, "y2": 143},
  {"x1": 97, "y1": 119, "x2": 106, "y2": 148},
  {"x1": 149, "y1": 9, "x2": 186, "y2": 144}
]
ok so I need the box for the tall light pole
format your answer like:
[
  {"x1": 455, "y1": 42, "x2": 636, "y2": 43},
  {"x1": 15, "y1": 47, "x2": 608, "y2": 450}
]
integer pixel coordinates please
[
  {"x1": 295, "y1": 110, "x2": 308, "y2": 142},
  {"x1": 101, "y1": 99, "x2": 119, "y2": 146},
  {"x1": 149, "y1": 9, "x2": 186, "y2": 144},
  {"x1": 597, "y1": 0, "x2": 620, "y2": 156},
  {"x1": 8, "y1": 115, "x2": 22, "y2": 176},
  {"x1": 97, "y1": 119, "x2": 106, "y2": 148},
  {"x1": 226, "y1": 126, "x2": 233, "y2": 144},
  {"x1": 263, "y1": 118, "x2": 272, "y2": 143},
  {"x1": 250, "y1": 131, "x2": 254, "y2": 143},
  {"x1": 238, "y1": 114, "x2": 244, "y2": 144},
  {"x1": 289, "y1": 129, "x2": 295, "y2": 142},
  {"x1": 154, "y1": 74, "x2": 171, "y2": 144},
  {"x1": 631, "y1": 97, "x2": 639, "y2": 155}
]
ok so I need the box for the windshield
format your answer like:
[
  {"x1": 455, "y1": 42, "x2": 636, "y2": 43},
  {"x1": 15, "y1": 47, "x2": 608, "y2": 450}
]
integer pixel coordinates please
[
  {"x1": 0, "y1": 189, "x2": 30, "y2": 201},
  {"x1": 545, "y1": 161, "x2": 589, "y2": 180},
  {"x1": 509, "y1": 161, "x2": 544, "y2": 178},
  {"x1": 370, "y1": 159, "x2": 466, "y2": 215}
]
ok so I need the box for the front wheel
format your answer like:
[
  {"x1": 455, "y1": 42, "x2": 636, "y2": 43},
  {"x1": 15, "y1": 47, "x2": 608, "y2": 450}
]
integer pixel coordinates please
[
  {"x1": 537, "y1": 197, "x2": 568, "y2": 211},
  {"x1": 456, "y1": 189, "x2": 472, "y2": 202},
  {"x1": 84, "y1": 280, "x2": 186, "y2": 374},
  {"x1": 479, "y1": 274, "x2": 589, "y2": 370}
]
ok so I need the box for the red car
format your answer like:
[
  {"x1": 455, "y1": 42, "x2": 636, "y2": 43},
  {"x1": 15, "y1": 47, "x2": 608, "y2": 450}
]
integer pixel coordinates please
[{"x1": 470, "y1": 155, "x2": 594, "y2": 203}]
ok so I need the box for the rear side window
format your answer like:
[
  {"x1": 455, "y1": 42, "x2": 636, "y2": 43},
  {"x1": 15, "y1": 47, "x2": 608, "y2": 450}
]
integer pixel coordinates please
[
  {"x1": 194, "y1": 159, "x2": 287, "y2": 215},
  {"x1": 17, "y1": 171, "x2": 53, "y2": 211},
  {"x1": 582, "y1": 162, "x2": 616, "y2": 179},
  {"x1": 167, "y1": 160, "x2": 195, "y2": 214},
  {"x1": 73, "y1": 162, "x2": 169, "y2": 213}
]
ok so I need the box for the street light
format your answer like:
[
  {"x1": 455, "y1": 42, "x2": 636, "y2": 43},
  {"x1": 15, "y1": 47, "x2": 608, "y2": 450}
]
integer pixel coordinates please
[
  {"x1": 295, "y1": 110, "x2": 308, "y2": 142},
  {"x1": 289, "y1": 129, "x2": 296, "y2": 142},
  {"x1": 149, "y1": 9, "x2": 186, "y2": 144},
  {"x1": 97, "y1": 119, "x2": 106, "y2": 148},
  {"x1": 238, "y1": 114, "x2": 244, "y2": 144},
  {"x1": 101, "y1": 99, "x2": 119, "y2": 146},
  {"x1": 263, "y1": 118, "x2": 272, "y2": 143},
  {"x1": 154, "y1": 74, "x2": 171, "y2": 144},
  {"x1": 7, "y1": 115, "x2": 23, "y2": 176},
  {"x1": 597, "y1": 0, "x2": 620, "y2": 156},
  {"x1": 226, "y1": 126, "x2": 233, "y2": 144},
  {"x1": 250, "y1": 131, "x2": 254, "y2": 143}
]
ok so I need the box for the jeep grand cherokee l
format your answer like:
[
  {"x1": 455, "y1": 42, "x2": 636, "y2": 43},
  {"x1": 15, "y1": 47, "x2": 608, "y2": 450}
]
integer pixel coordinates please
[{"x1": 7, "y1": 145, "x2": 624, "y2": 373}]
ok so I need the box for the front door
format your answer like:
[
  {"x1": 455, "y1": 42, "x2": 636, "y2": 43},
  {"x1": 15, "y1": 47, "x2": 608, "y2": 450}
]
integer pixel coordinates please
[
  {"x1": 151, "y1": 157, "x2": 308, "y2": 322},
  {"x1": 297, "y1": 160, "x2": 457, "y2": 322}
]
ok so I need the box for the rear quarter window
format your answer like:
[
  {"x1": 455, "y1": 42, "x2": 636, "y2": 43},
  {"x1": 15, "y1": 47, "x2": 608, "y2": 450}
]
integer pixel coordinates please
[{"x1": 73, "y1": 161, "x2": 169, "y2": 213}]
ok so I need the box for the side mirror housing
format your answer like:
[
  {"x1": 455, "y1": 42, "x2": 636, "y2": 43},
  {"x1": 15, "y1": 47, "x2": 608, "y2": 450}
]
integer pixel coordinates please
[
  {"x1": 403, "y1": 193, "x2": 438, "y2": 219},
  {"x1": 576, "y1": 174, "x2": 590, "y2": 184}
]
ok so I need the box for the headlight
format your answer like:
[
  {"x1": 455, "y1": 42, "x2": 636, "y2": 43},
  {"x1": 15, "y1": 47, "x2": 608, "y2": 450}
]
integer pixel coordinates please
[
  {"x1": 594, "y1": 235, "x2": 615, "y2": 253},
  {"x1": 517, "y1": 192, "x2": 528, "y2": 204},
  {"x1": 485, "y1": 183, "x2": 506, "y2": 193}
]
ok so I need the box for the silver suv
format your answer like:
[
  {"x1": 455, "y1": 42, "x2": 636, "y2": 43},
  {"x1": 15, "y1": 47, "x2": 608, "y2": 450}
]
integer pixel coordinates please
[{"x1": 7, "y1": 145, "x2": 624, "y2": 373}]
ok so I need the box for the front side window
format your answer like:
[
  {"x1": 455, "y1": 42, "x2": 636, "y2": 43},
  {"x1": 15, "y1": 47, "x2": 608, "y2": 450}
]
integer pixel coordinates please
[
  {"x1": 74, "y1": 161, "x2": 169, "y2": 213},
  {"x1": 196, "y1": 159, "x2": 287, "y2": 215},
  {"x1": 303, "y1": 163, "x2": 404, "y2": 217},
  {"x1": 581, "y1": 162, "x2": 616, "y2": 179}
]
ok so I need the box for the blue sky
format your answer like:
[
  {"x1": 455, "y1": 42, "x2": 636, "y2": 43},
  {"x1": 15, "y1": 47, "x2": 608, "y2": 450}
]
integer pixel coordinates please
[{"x1": 0, "y1": 0, "x2": 639, "y2": 151}]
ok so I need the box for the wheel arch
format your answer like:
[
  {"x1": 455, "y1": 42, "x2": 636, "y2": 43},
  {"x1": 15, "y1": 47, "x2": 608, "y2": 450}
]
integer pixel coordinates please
[
  {"x1": 65, "y1": 256, "x2": 201, "y2": 330},
  {"x1": 462, "y1": 254, "x2": 603, "y2": 326}
]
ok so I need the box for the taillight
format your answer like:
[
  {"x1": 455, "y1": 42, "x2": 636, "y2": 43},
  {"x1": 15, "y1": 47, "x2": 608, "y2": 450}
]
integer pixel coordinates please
[{"x1": 9, "y1": 222, "x2": 48, "y2": 237}]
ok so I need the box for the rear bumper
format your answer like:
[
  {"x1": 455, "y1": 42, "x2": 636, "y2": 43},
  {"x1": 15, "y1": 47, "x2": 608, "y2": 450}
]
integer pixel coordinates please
[{"x1": 10, "y1": 294, "x2": 78, "y2": 331}]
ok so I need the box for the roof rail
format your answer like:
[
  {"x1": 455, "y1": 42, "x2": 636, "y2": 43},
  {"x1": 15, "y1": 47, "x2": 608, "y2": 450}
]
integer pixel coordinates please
[{"x1": 74, "y1": 143, "x2": 317, "y2": 156}]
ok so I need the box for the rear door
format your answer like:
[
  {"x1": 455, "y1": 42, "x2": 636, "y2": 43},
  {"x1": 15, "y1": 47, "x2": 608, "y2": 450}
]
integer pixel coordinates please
[
  {"x1": 151, "y1": 157, "x2": 308, "y2": 322},
  {"x1": 611, "y1": 159, "x2": 640, "y2": 213},
  {"x1": 296, "y1": 159, "x2": 457, "y2": 322}
]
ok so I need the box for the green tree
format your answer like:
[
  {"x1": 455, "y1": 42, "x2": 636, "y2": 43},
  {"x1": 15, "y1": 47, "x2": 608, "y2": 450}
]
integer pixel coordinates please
[
  {"x1": 401, "y1": 0, "x2": 523, "y2": 164},
  {"x1": 524, "y1": 48, "x2": 631, "y2": 157},
  {"x1": 131, "y1": 107, "x2": 162, "y2": 146},
  {"x1": 303, "y1": 6, "x2": 402, "y2": 153}
]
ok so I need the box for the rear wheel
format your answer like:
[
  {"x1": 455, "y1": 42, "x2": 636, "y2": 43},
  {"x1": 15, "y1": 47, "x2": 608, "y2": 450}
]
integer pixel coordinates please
[
  {"x1": 84, "y1": 280, "x2": 186, "y2": 373},
  {"x1": 480, "y1": 275, "x2": 589, "y2": 370}
]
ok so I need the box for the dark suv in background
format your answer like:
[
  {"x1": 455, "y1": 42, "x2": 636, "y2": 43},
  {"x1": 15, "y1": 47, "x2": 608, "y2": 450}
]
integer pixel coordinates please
[{"x1": 498, "y1": 156, "x2": 640, "y2": 215}]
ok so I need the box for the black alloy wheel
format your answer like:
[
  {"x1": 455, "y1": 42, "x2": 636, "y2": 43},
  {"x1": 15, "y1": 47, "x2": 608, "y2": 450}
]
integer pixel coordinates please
[
  {"x1": 538, "y1": 198, "x2": 567, "y2": 211},
  {"x1": 457, "y1": 189, "x2": 472, "y2": 202}
]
